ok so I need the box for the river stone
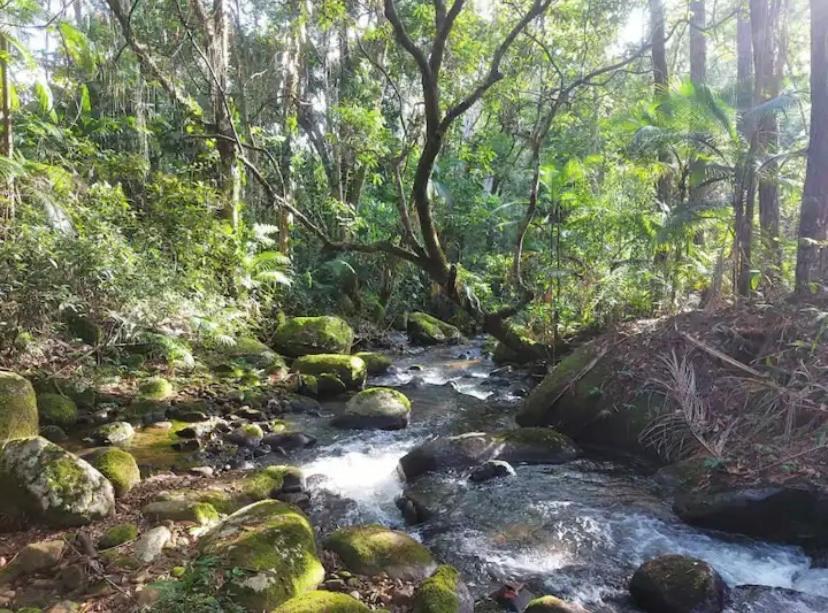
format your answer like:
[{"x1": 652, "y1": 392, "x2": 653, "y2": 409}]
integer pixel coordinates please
[
  {"x1": 407, "y1": 312, "x2": 462, "y2": 346},
  {"x1": 142, "y1": 500, "x2": 219, "y2": 525},
  {"x1": 293, "y1": 354, "x2": 367, "y2": 390},
  {"x1": 134, "y1": 526, "x2": 172, "y2": 563},
  {"x1": 262, "y1": 432, "x2": 317, "y2": 452},
  {"x1": 325, "y1": 524, "x2": 437, "y2": 581},
  {"x1": 629, "y1": 555, "x2": 727, "y2": 613},
  {"x1": 730, "y1": 585, "x2": 828, "y2": 611},
  {"x1": 41, "y1": 425, "x2": 68, "y2": 443},
  {"x1": 398, "y1": 428, "x2": 580, "y2": 481},
  {"x1": 524, "y1": 595, "x2": 591, "y2": 613},
  {"x1": 469, "y1": 460, "x2": 516, "y2": 483},
  {"x1": 0, "y1": 371, "x2": 38, "y2": 440},
  {"x1": 225, "y1": 424, "x2": 264, "y2": 448},
  {"x1": 355, "y1": 352, "x2": 393, "y2": 375},
  {"x1": 92, "y1": 421, "x2": 135, "y2": 445},
  {"x1": 272, "y1": 590, "x2": 370, "y2": 612},
  {"x1": 0, "y1": 436, "x2": 115, "y2": 527},
  {"x1": 273, "y1": 316, "x2": 354, "y2": 357},
  {"x1": 37, "y1": 393, "x2": 78, "y2": 428},
  {"x1": 673, "y1": 486, "x2": 828, "y2": 545},
  {"x1": 198, "y1": 500, "x2": 324, "y2": 609},
  {"x1": 0, "y1": 539, "x2": 65, "y2": 584},
  {"x1": 412, "y1": 565, "x2": 474, "y2": 613},
  {"x1": 224, "y1": 336, "x2": 287, "y2": 371},
  {"x1": 82, "y1": 447, "x2": 140, "y2": 498},
  {"x1": 333, "y1": 388, "x2": 411, "y2": 430}
]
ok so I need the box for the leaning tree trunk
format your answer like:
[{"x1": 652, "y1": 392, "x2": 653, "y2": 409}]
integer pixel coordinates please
[{"x1": 794, "y1": 0, "x2": 828, "y2": 294}]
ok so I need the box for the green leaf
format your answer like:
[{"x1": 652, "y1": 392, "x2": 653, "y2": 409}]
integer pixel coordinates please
[{"x1": 80, "y1": 84, "x2": 91, "y2": 113}]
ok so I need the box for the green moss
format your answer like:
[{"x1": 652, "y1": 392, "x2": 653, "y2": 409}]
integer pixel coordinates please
[
  {"x1": 355, "y1": 352, "x2": 393, "y2": 375},
  {"x1": 138, "y1": 377, "x2": 174, "y2": 401},
  {"x1": 293, "y1": 354, "x2": 366, "y2": 390},
  {"x1": 273, "y1": 590, "x2": 370, "y2": 612},
  {"x1": 0, "y1": 371, "x2": 39, "y2": 441},
  {"x1": 494, "y1": 427, "x2": 571, "y2": 447},
  {"x1": 142, "y1": 499, "x2": 219, "y2": 524},
  {"x1": 193, "y1": 502, "x2": 220, "y2": 524},
  {"x1": 352, "y1": 387, "x2": 411, "y2": 411},
  {"x1": 37, "y1": 393, "x2": 79, "y2": 428},
  {"x1": 325, "y1": 524, "x2": 435, "y2": 580},
  {"x1": 242, "y1": 423, "x2": 264, "y2": 438},
  {"x1": 407, "y1": 312, "x2": 462, "y2": 345},
  {"x1": 413, "y1": 565, "x2": 461, "y2": 613},
  {"x1": 99, "y1": 523, "x2": 138, "y2": 549},
  {"x1": 524, "y1": 595, "x2": 576, "y2": 612},
  {"x1": 87, "y1": 447, "x2": 140, "y2": 498},
  {"x1": 241, "y1": 465, "x2": 302, "y2": 500},
  {"x1": 317, "y1": 373, "x2": 347, "y2": 396},
  {"x1": 273, "y1": 316, "x2": 354, "y2": 357}
]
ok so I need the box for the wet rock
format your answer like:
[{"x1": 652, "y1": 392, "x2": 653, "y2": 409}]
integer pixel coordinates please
[
  {"x1": 142, "y1": 500, "x2": 219, "y2": 525},
  {"x1": 412, "y1": 565, "x2": 474, "y2": 613},
  {"x1": 262, "y1": 432, "x2": 317, "y2": 452},
  {"x1": 198, "y1": 500, "x2": 324, "y2": 609},
  {"x1": 267, "y1": 392, "x2": 322, "y2": 415},
  {"x1": 225, "y1": 424, "x2": 264, "y2": 448},
  {"x1": 355, "y1": 352, "x2": 393, "y2": 375},
  {"x1": 37, "y1": 393, "x2": 78, "y2": 427},
  {"x1": 82, "y1": 447, "x2": 140, "y2": 498},
  {"x1": 272, "y1": 590, "x2": 370, "y2": 612},
  {"x1": 0, "y1": 437, "x2": 114, "y2": 527},
  {"x1": 91, "y1": 421, "x2": 134, "y2": 445},
  {"x1": 674, "y1": 486, "x2": 828, "y2": 546},
  {"x1": 524, "y1": 595, "x2": 591, "y2": 613},
  {"x1": 469, "y1": 460, "x2": 516, "y2": 483},
  {"x1": 40, "y1": 425, "x2": 68, "y2": 443},
  {"x1": 407, "y1": 312, "x2": 463, "y2": 346},
  {"x1": 176, "y1": 418, "x2": 222, "y2": 439},
  {"x1": 0, "y1": 371, "x2": 38, "y2": 440},
  {"x1": 490, "y1": 582, "x2": 537, "y2": 612},
  {"x1": 134, "y1": 526, "x2": 172, "y2": 563},
  {"x1": 629, "y1": 554, "x2": 727, "y2": 613},
  {"x1": 0, "y1": 540, "x2": 65, "y2": 584},
  {"x1": 325, "y1": 524, "x2": 437, "y2": 581},
  {"x1": 233, "y1": 406, "x2": 265, "y2": 421},
  {"x1": 273, "y1": 316, "x2": 354, "y2": 357},
  {"x1": 395, "y1": 492, "x2": 432, "y2": 525},
  {"x1": 332, "y1": 387, "x2": 411, "y2": 430},
  {"x1": 293, "y1": 354, "x2": 367, "y2": 390},
  {"x1": 730, "y1": 585, "x2": 828, "y2": 611}
]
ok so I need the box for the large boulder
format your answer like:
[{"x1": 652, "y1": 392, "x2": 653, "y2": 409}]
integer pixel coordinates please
[
  {"x1": 524, "y1": 596, "x2": 590, "y2": 613},
  {"x1": 629, "y1": 555, "x2": 727, "y2": 613},
  {"x1": 224, "y1": 336, "x2": 287, "y2": 371},
  {"x1": 37, "y1": 393, "x2": 78, "y2": 428},
  {"x1": 398, "y1": 428, "x2": 580, "y2": 481},
  {"x1": 407, "y1": 312, "x2": 462, "y2": 346},
  {"x1": 137, "y1": 376, "x2": 173, "y2": 401},
  {"x1": 355, "y1": 352, "x2": 392, "y2": 375},
  {"x1": 198, "y1": 500, "x2": 324, "y2": 610},
  {"x1": 413, "y1": 565, "x2": 474, "y2": 613},
  {"x1": 0, "y1": 437, "x2": 115, "y2": 527},
  {"x1": 293, "y1": 354, "x2": 366, "y2": 390},
  {"x1": 0, "y1": 371, "x2": 38, "y2": 440},
  {"x1": 332, "y1": 388, "x2": 411, "y2": 430},
  {"x1": 515, "y1": 344, "x2": 657, "y2": 456},
  {"x1": 273, "y1": 591, "x2": 370, "y2": 613},
  {"x1": 82, "y1": 447, "x2": 140, "y2": 498},
  {"x1": 273, "y1": 316, "x2": 354, "y2": 357},
  {"x1": 325, "y1": 524, "x2": 437, "y2": 581}
]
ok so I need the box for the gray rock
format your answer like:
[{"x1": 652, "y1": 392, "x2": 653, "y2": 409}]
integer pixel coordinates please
[
  {"x1": 134, "y1": 526, "x2": 172, "y2": 563},
  {"x1": 629, "y1": 555, "x2": 727, "y2": 613},
  {"x1": 92, "y1": 421, "x2": 134, "y2": 445},
  {"x1": 469, "y1": 460, "x2": 516, "y2": 483}
]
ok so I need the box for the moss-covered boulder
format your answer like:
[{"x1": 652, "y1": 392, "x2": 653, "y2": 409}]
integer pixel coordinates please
[
  {"x1": 92, "y1": 421, "x2": 135, "y2": 445},
  {"x1": 293, "y1": 354, "x2": 366, "y2": 390},
  {"x1": 0, "y1": 371, "x2": 38, "y2": 441},
  {"x1": 524, "y1": 595, "x2": 590, "y2": 613},
  {"x1": 629, "y1": 555, "x2": 727, "y2": 613},
  {"x1": 413, "y1": 565, "x2": 474, "y2": 613},
  {"x1": 325, "y1": 524, "x2": 436, "y2": 581},
  {"x1": 492, "y1": 328, "x2": 550, "y2": 365},
  {"x1": 0, "y1": 437, "x2": 115, "y2": 527},
  {"x1": 515, "y1": 344, "x2": 657, "y2": 456},
  {"x1": 99, "y1": 523, "x2": 138, "y2": 549},
  {"x1": 399, "y1": 428, "x2": 580, "y2": 481},
  {"x1": 355, "y1": 352, "x2": 393, "y2": 375},
  {"x1": 272, "y1": 590, "x2": 370, "y2": 613},
  {"x1": 198, "y1": 500, "x2": 324, "y2": 610},
  {"x1": 273, "y1": 316, "x2": 354, "y2": 357},
  {"x1": 83, "y1": 447, "x2": 140, "y2": 498},
  {"x1": 138, "y1": 377, "x2": 174, "y2": 401},
  {"x1": 238, "y1": 465, "x2": 304, "y2": 502},
  {"x1": 333, "y1": 387, "x2": 411, "y2": 430},
  {"x1": 224, "y1": 336, "x2": 287, "y2": 372},
  {"x1": 407, "y1": 312, "x2": 462, "y2": 346},
  {"x1": 37, "y1": 393, "x2": 78, "y2": 428},
  {"x1": 142, "y1": 500, "x2": 219, "y2": 525}
]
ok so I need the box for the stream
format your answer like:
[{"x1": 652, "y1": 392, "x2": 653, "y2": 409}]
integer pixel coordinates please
[{"x1": 263, "y1": 340, "x2": 828, "y2": 612}]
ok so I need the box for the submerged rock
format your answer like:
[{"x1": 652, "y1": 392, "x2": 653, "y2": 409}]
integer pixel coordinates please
[
  {"x1": 82, "y1": 447, "x2": 140, "y2": 498},
  {"x1": 412, "y1": 565, "x2": 473, "y2": 613},
  {"x1": 325, "y1": 524, "x2": 436, "y2": 581},
  {"x1": 407, "y1": 312, "x2": 462, "y2": 346},
  {"x1": 272, "y1": 590, "x2": 370, "y2": 612},
  {"x1": 0, "y1": 437, "x2": 115, "y2": 527},
  {"x1": 37, "y1": 393, "x2": 78, "y2": 428},
  {"x1": 198, "y1": 500, "x2": 324, "y2": 610},
  {"x1": 332, "y1": 387, "x2": 411, "y2": 430},
  {"x1": 274, "y1": 316, "x2": 354, "y2": 357},
  {"x1": 629, "y1": 554, "x2": 727, "y2": 613},
  {"x1": 293, "y1": 354, "x2": 367, "y2": 390},
  {"x1": 0, "y1": 371, "x2": 39, "y2": 440},
  {"x1": 469, "y1": 460, "x2": 516, "y2": 483}
]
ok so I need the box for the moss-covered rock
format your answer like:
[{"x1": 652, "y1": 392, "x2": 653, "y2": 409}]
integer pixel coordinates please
[
  {"x1": 325, "y1": 524, "x2": 436, "y2": 581},
  {"x1": 239, "y1": 465, "x2": 304, "y2": 502},
  {"x1": 138, "y1": 376, "x2": 174, "y2": 401},
  {"x1": 413, "y1": 565, "x2": 474, "y2": 613},
  {"x1": 333, "y1": 387, "x2": 411, "y2": 430},
  {"x1": 99, "y1": 523, "x2": 138, "y2": 549},
  {"x1": 273, "y1": 590, "x2": 370, "y2": 612},
  {"x1": 492, "y1": 327, "x2": 550, "y2": 365},
  {"x1": 0, "y1": 371, "x2": 38, "y2": 441},
  {"x1": 355, "y1": 352, "x2": 393, "y2": 375},
  {"x1": 293, "y1": 354, "x2": 366, "y2": 390},
  {"x1": 524, "y1": 595, "x2": 590, "y2": 613},
  {"x1": 0, "y1": 437, "x2": 115, "y2": 527},
  {"x1": 37, "y1": 393, "x2": 79, "y2": 428},
  {"x1": 92, "y1": 421, "x2": 135, "y2": 445},
  {"x1": 64, "y1": 313, "x2": 103, "y2": 345},
  {"x1": 224, "y1": 336, "x2": 287, "y2": 372},
  {"x1": 273, "y1": 316, "x2": 354, "y2": 357},
  {"x1": 83, "y1": 447, "x2": 140, "y2": 498},
  {"x1": 629, "y1": 555, "x2": 727, "y2": 613},
  {"x1": 198, "y1": 500, "x2": 324, "y2": 609},
  {"x1": 407, "y1": 312, "x2": 463, "y2": 346},
  {"x1": 142, "y1": 500, "x2": 219, "y2": 525}
]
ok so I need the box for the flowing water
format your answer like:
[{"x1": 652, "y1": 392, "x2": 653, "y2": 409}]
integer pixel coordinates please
[{"x1": 269, "y1": 340, "x2": 828, "y2": 612}]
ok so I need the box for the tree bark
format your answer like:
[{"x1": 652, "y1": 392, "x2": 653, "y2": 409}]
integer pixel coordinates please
[
  {"x1": 0, "y1": 33, "x2": 13, "y2": 221},
  {"x1": 689, "y1": 0, "x2": 707, "y2": 85},
  {"x1": 794, "y1": 0, "x2": 828, "y2": 293},
  {"x1": 735, "y1": 4, "x2": 755, "y2": 296}
]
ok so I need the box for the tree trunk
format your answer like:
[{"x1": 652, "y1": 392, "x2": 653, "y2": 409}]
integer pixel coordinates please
[
  {"x1": 650, "y1": 0, "x2": 671, "y2": 205},
  {"x1": 0, "y1": 33, "x2": 13, "y2": 222},
  {"x1": 689, "y1": 0, "x2": 707, "y2": 244},
  {"x1": 794, "y1": 0, "x2": 828, "y2": 294},
  {"x1": 735, "y1": 4, "x2": 755, "y2": 296}
]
